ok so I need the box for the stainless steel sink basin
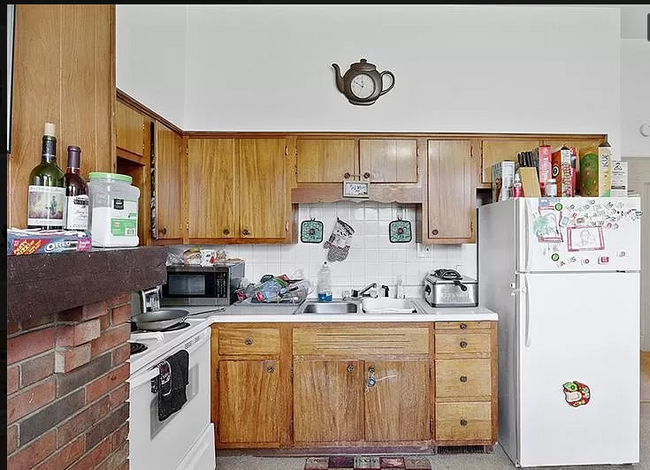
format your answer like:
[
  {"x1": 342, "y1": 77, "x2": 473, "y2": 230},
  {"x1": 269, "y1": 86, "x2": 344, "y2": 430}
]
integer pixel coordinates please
[{"x1": 297, "y1": 301, "x2": 359, "y2": 314}]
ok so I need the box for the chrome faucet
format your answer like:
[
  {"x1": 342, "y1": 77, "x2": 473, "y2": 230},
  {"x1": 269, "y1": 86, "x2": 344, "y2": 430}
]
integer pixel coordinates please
[{"x1": 351, "y1": 282, "x2": 377, "y2": 298}]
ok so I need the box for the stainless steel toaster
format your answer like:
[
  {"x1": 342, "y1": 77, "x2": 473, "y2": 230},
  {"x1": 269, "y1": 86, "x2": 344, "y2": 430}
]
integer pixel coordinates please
[{"x1": 424, "y1": 269, "x2": 478, "y2": 307}]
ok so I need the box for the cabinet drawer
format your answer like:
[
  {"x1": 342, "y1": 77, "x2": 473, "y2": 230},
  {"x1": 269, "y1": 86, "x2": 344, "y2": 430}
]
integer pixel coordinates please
[
  {"x1": 293, "y1": 327, "x2": 429, "y2": 356},
  {"x1": 218, "y1": 328, "x2": 281, "y2": 355},
  {"x1": 435, "y1": 402, "x2": 491, "y2": 441},
  {"x1": 435, "y1": 333, "x2": 491, "y2": 354},
  {"x1": 436, "y1": 359, "x2": 491, "y2": 398},
  {"x1": 435, "y1": 321, "x2": 492, "y2": 331}
]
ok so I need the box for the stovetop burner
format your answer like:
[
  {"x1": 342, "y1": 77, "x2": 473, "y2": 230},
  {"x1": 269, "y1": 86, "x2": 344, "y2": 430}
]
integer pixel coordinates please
[{"x1": 130, "y1": 342, "x2": 148, "y2": 355}]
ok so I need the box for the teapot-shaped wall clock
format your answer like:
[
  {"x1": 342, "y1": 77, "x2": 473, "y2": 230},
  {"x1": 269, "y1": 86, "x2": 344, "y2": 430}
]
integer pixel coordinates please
[{"x1": 332, "y1": 58, "x2": 395, "y2": 106}]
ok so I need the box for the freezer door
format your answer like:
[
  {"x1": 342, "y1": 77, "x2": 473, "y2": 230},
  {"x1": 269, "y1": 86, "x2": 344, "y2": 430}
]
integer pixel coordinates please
[
  {"x1": 517, "y1": 272, "x2": 639, "y2": 467},
  {"x1": 517, "y1": 197, "x2": 641, "y2": 273}
]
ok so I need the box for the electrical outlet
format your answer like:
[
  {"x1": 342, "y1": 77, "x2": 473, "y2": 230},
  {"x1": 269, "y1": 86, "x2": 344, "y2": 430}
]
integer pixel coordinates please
[{"x1": 416, "y1": 243, "x2": 434, "y2": 258}]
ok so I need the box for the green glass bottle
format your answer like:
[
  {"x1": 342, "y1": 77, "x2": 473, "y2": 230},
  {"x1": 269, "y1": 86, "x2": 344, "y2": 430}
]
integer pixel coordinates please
[{"x1": 27, "y1": 122, "x2": 65, "y2": 229}]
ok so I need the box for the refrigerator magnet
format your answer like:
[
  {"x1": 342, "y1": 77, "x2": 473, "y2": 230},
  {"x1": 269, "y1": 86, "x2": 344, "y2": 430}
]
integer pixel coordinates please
[
  {"x1": 300, "y1": 218, "x2": 323, "y2": 243},
  {"x1": 562, "y1": 380, "x2": 591, "y2": 408}
]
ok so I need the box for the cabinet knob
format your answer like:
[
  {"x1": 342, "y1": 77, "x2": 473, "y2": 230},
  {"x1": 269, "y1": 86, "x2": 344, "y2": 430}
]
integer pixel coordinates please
[
  {"x1": 242, "y1": 229, "x2": 250, "y2": 236},
  {"x1": 431, "y1": 229, "x2": 439, "y2": 236},
  {"x1": 460, "y1": 341, "x2": 468, "y2": 348},
  {"x1": 223, "y1": 228, "x2": 230, "y2": 235},
  {"x1": 267, "y1": 366, "x2": 275, "y2": 374},
  {"x1": 244, "y1": 338, "x2": 253, "y2": 346},
  {"x1": 160, "y1": 227, "x2": 167, "y2": 235},
  {"x1": 459, "y1": 375, "x2": 468, "y2": 383},
  {"x1": 460, "y1": 323, "x2": 467, "y2": 330},
  {"x1": 347, "y1": 364, "x2": 355, "y2": 373},
  {"x1": 363, "y1": 172, "x2": 371, "y2": 179},
  {"x1": 344, "y1": 172, "x2": 351, "y2": 179},
  {"x1": 460, "y1": 419, "x2": 468, "y2": 426}
]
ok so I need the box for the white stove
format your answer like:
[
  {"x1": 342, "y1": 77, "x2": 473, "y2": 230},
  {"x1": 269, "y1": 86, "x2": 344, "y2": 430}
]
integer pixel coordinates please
[{"x1": 128, "y1": 300, "x2": 220, "y2": 470}]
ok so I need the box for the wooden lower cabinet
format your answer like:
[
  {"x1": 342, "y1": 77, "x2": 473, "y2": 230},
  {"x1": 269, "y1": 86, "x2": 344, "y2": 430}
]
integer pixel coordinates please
[{"x1": 212, "y1": 321, "x2": 497, "y2": 451}]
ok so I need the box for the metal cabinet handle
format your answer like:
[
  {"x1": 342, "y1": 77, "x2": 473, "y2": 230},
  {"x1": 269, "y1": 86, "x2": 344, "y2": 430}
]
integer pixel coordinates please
[
  {"x1": 267, "y1": 366, "x2": 275, "y2": 373},
  {"x1": 160, "y1": 227, "x2": 167, "y2": 235},
  {"x1": 244, "y1": 338, "x2": 253, "y2": 346},
  {"x1": 223, "y1": 228, "x2": 230, "y2": 235},
  {"x1": 363, "y1": 172, "x2": 371, "y2": 179},
  {"x1": 242, "y1": 229, "x2": 250, "y2": 236},
  {"x1": 367, "y1": 366, "x2": 376, "y2": 388},
  {"x1": 460, "y1": 323, "x2": 467, "y2": 330},
  {"x1": 431, "y1": 229, "x2": 439, "y2": 236},
  {"x1": 460, "y1": 419, "x2": 468, "y2": 426},
  {"x1": 347, "y1": 364, "x2": 355, "y2": 373},
  {"x1": 460, "y1": 341, "x2": 468, "y2": 348},
  {"x1": 459, "y1": 375, "x2": 468, "y2": 383},
  {"x1": 344, "y1": 172, "x2": 351, "y2": 179}
]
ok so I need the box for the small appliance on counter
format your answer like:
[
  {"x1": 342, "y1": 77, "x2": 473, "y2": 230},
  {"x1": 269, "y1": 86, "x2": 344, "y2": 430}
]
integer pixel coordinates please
[
  {"x1": 161, "y1": 260, "x2": 245, "y2": 307},
  {"x1": 423, "y1": 268, "x2": 478, "y2": 307}
]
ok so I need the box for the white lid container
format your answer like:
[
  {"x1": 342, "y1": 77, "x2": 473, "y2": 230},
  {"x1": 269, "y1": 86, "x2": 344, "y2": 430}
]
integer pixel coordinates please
[{"x1": 88, "y1": 172, "x2": 140, "y2": 247}]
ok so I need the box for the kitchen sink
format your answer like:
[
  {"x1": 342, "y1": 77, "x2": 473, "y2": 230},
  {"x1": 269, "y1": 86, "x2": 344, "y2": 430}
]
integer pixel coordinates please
[
  {"x1": 361, "y1": 298, "x2": 417, "y2": 314},
  {"x1": 296, "y1": 301, "x2": 359, "y2": 314}
]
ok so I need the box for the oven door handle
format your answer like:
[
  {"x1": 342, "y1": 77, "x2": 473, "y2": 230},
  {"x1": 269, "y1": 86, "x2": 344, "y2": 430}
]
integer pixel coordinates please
[{"x1": 129, "y1": 367, "x2": 160, "y2": 389}]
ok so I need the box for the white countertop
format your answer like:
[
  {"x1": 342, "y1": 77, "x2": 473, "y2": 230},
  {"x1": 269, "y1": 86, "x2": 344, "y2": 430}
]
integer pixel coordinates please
[{"x1": 180, "y1": 298, "x2": 498, "y2": 323}]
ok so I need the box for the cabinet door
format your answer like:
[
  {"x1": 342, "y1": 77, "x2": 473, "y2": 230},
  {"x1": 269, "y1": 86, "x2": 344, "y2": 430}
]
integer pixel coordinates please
[
  {"x1": 359, "y1": 139, "x2": 418, "y2": 183},
  {"x1": 425, "y1": 140, "x2": 475, "y2": 243},
  {"x1": 239, "y1": 138, "x2": 289, "y2": 240},
  {"x1": 218, "y1": 359, "x2": 281, "y2": 445},
  {"x1": 187, "y1": 138, "x2": 237, "y2": 240},
  {"x1": 364, "y1": 360, "x2": 430, "y2": 442},
  {"x1": 116, "y1": 100, "x2": 148, "y2": 159},
  {"x1": 293, "y1": 360, "x2": 363, "y2": 444},
  {"x1": 481, "y1": 139, "x2": 541, "y2": 184},
  {"x1": 296, "y1": 138, "x2": 356, "y2": 183},
  {"x1": 154, "y1": 121, "x2": 184, "y2": 240}
]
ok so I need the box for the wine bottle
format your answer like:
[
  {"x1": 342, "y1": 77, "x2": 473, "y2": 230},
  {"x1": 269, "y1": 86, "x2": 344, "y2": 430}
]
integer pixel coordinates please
[
  {"x1": 62, "y1": 145, "x2": 89, "y2": 231},
  {"x1": 27, "y1": 123, "x2": 65, "y2": 230}
]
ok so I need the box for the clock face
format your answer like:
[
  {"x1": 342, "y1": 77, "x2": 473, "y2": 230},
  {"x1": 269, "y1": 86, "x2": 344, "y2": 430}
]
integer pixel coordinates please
[{"x1": 350, "y1": 73, "x2": 375, "y2": 100}]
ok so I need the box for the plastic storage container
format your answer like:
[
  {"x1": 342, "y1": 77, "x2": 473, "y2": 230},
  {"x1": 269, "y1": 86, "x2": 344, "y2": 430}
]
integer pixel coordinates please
[
  {"x1": 88, "y1": 172, "x2": 140, "y2": 247},
  {"x1": 317, "y1": 261, "x2": 333, "y2": 302}
]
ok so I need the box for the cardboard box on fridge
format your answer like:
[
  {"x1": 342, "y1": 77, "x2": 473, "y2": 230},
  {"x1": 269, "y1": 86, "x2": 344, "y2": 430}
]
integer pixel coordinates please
[
  {"x1": 537, "y1": 145, "x2": 552, "y2": 194},
  {"x1": 491, "y1": 160, "x2": 516, "y2": 202},
  {"x1": 551, "y1": 146, "x2": 574, "y2": 197},
  {"x1": 610, "y1": 161, "x2": 628, "y2": 196}
]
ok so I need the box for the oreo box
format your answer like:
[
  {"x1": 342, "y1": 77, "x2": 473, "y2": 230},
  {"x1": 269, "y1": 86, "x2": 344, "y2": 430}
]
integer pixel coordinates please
[{"x1": 7, "y1": 228, "x2": 92, "y2": 255}]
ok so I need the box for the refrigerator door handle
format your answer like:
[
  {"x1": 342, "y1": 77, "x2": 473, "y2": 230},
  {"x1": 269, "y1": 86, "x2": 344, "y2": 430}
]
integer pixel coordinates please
[
  {"x1": 523, "y1": 200, "x2": 531, "y2": 273},
  {"x1": 524, "y1": 275, "x2": 532, "y2": 347}
]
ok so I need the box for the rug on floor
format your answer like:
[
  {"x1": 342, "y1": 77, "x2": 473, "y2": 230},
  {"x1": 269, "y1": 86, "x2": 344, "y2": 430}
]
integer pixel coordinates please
[{"x1": 304, "y1": 455, "x2": 432, "y2": 470}]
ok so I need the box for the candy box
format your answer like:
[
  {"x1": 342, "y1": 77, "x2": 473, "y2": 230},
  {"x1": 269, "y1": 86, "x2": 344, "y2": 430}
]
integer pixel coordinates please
[{"x1": 7, "y1": 228, "x2": 92, "y2": 255}]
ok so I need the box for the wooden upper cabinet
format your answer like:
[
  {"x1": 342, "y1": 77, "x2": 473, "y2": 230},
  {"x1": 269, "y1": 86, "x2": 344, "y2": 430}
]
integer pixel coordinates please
[
  {"x1": 187, "y1": 138, "x2": 237, "y2": 240},
  {"x1": 115, "y1": 100, "x2": 148, "y2": 160},
  {"x1": 239, "y1": 138, "x2": 291, "y2": 241},
  {"x1": 296, "y1": 138, "x2": 356, "y2": 183},
  {"x1": 424, "y1": 140, "x2": 475, "y2": 244},
  {"x1": 359, "y1": 139, "x2": 418, "y2": 183},
  {"x1": 541, "y1": 137, "x2": 604, "y2": 158},
  {"x1": 480, "y1": 139, "x2": 541, "y2": 185},
  {"x1": 154, "y1": 121, "x2": 184, "y2": 241}
]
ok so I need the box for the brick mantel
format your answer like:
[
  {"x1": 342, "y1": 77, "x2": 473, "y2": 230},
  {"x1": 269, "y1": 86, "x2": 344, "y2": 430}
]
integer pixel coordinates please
[{"x1": 7, "y1": 246, "x2": 168, "y2": 324}]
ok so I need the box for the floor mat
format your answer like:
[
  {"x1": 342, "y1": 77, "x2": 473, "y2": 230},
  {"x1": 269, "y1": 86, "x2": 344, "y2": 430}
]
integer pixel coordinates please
[{"x1": 304, "y1": 455, "x2": 432, "y2": 469}]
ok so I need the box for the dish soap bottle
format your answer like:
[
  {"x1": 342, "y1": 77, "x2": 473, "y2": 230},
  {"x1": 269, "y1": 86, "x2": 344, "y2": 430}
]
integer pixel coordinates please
[
  {"x1": 396, "y1": 275, "x2": 405, "y2": 299},
  {"x1": 512, "y1": 172, "x2": 523, "y2": 198},
  {"x1": 317, "y1": 261, "x2": 333, "y2": 302}
]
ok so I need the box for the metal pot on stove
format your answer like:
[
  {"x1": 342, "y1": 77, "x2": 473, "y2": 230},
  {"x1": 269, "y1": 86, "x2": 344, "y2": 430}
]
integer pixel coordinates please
[{"x1": 423, "y1": 269, "x2": 478, "y2": 307}]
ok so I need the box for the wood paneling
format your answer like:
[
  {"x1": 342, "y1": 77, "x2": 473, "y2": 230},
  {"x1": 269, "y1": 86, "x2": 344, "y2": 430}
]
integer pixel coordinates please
[
  {"x1": 435, "y1": 402, "x2": 492, "y2": 441},
  {"x1": 9, "y1": 5, "x2": 114, "y2": 228},
  {"x1": 359, "y1": 139, "x2": 418, "y2": 183},
  {"x1": 155, "y1": 121, "x2": 184, "y2": 240},
  {"x1": 116, "y1": 100, "x2": 147, "y2": 158},
  {"x1": 481, "y1": 139, "x2": 541, "y2": 184},
  {"x1": 218, "y1": 327, "x2": 281, "y2": 355},
  {"x1": 296, "y1": 138, "x2": 356, "y2": 183}
]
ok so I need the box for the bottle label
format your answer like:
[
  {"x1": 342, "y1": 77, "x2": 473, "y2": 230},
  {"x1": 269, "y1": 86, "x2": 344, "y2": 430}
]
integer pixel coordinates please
[
  {"x1": 92, "y1": 198, "x2": 138, "y2": 238},
  {"x1": 63, "y1": 194, "x2": 89, "y2": 230},
  {"x1": 28, "y1": 185, "x2": 65, "y2": 228}
]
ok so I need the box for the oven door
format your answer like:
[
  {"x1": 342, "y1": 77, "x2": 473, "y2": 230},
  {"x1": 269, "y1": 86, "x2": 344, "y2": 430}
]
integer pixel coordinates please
[{"x1": 128, "y1": 328, "x2": 214, "y2": 470}]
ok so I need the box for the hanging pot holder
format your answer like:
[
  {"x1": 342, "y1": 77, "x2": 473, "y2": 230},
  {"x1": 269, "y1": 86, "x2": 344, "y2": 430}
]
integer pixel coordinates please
[
  {"x1": 300, "y1": 218, "x2": 324, "y2": 243},
  {"x1": 389, "y1": 217, "x2": 412, "y2": 243}
]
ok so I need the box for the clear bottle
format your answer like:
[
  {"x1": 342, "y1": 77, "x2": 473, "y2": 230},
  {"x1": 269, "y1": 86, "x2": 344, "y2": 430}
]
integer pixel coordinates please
[
  {"x1": 62, "y1": 145, "x2": 89, "y2": 231},
  {"x1": 317, "y1": 261, "x2": 333, "y2": 302},
  {"x1": 27, "y1": 122, "x2": 65, "y2": 229},
  {"x1": 396, "y1": 275, "x2": 405, "y2": 299},
  {"x1": 512, "y1": 173, "x2": 523, "y2": 198},
  {"x1": 545, "y1": 178, "x2": 558, "y2": 197}
]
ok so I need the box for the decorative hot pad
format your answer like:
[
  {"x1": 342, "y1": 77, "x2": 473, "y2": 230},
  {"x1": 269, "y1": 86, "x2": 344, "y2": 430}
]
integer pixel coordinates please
[
  {"x1": 389, "y1": 217, "x2": 412, "y2": 243},
  {"x1": 304, "y1": 455, "x2": 431, "y2": 470},
  {"x1": 301, "y1": 218, "x2": 324, "y2": 243}
]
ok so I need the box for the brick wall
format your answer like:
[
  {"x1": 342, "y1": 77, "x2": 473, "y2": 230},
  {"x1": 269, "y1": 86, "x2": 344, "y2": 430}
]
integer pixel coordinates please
[{"x1": 7, "y1": 293, "x2": 132, "y2": 470}]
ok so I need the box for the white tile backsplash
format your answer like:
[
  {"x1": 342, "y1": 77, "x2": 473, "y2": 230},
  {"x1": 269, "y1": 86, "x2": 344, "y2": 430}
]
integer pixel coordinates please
[{"x1": 168, "y1": 201, "x2": 477, "y2": 299}]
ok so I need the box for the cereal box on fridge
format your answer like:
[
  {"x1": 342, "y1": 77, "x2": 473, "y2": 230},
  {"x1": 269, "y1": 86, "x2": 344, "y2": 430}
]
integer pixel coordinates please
[{"x1": 7, "y1": 228, "x2": 92, "y2": 256}]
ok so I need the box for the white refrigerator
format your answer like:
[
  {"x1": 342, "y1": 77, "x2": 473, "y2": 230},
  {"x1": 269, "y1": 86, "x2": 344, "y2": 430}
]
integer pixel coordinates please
[{"x1": 478, "y1": 197, "x2": 642, "y2": 467}]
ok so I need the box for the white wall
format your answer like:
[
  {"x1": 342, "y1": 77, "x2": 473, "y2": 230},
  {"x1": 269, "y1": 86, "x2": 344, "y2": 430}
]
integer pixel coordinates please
[
  {"x1": 621, "y1": 39, "x2": 650, "y2": 157},
  {"x1": 116, "y1": 5, "x2": 187, "y2": 124}
]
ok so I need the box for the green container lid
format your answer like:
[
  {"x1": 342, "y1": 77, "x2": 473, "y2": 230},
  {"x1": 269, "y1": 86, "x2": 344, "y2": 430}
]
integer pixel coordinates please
[{"x1": 88, "y1": 172, "x2": 133, "y2": 184}]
